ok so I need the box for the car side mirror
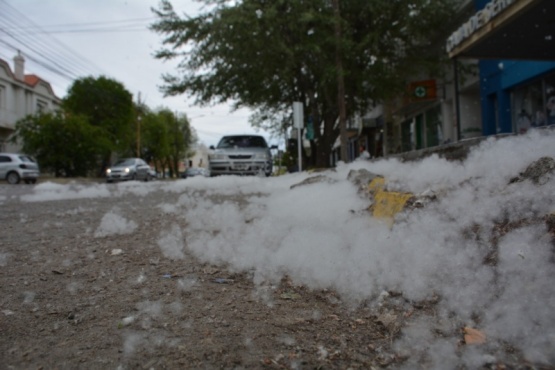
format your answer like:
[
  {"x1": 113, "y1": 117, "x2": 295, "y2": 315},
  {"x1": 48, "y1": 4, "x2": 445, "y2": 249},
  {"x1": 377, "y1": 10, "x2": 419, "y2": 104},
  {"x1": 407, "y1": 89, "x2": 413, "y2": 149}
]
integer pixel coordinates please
[
  {"x1": 270, "y1": 145, "x2": 278, "y2": 150},
  {"x1": 209, "y1": 145, "x2": 215, "y2": 150}
]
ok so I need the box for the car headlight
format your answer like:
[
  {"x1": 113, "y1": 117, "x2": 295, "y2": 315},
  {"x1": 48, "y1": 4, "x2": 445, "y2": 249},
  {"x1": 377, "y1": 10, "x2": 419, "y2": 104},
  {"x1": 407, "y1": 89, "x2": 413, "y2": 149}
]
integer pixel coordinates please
[
  {"x1": 210, "y1": 154, "x2": 226, "y2": 160},
  {"x1": 106, "y1": 169, "x2": 112, "y2": 174},
  {"x1": 124, "y1": 167, "x2": 130, "y2": 173}
]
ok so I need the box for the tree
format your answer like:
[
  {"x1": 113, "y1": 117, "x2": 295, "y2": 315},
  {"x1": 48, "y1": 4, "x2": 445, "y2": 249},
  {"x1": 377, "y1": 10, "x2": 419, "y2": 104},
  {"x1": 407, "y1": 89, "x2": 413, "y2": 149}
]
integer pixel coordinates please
[
  {"x1": 11, "y1": 112, "x2": 110, "y2": 177},
  {"x1": 168, "y1": 111, "x2": 196, "y2": 177},
  {"x1": 64, "y1": 76, "x2": 135, "y2": 173},
  {"x1": 140, "y1": 109, "x2": 171, "y2": 173},
  {"x1": 139, "y1": 108, "x2": 196, "y2": 178},
  {"x1": 151, "y1": 0, "x2": 457, "y2": 167}
]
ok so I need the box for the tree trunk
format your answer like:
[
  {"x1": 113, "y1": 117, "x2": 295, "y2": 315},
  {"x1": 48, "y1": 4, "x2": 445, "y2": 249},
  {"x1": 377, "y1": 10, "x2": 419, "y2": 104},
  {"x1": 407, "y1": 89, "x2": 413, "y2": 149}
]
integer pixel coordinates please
[
  {"x1": 315, "y1": 111, "x2": 338, "y2": 168},
  {"x1": 333, "y1": 0, "x2": 348, "y2": 163}
]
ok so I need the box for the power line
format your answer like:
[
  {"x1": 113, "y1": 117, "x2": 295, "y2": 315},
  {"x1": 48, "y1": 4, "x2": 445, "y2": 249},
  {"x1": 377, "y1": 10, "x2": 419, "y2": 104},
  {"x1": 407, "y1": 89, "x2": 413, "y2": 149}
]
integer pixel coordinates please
[
  {"x1": 6, "y1": 17, "x2": 155, "y2": 35},
  {"x1": 8, "y1": 17, "x2": 155, "y2": 30},
  {"x1": 0, "y1": 29, "x2": 81, "y2": 80},
  {"x1": 0, "y1": 38, "x2": 75, "y2": 80},
  {"x1": 0, "y1": 0, "x2": 106, "y2": 84},
  {"x1": 0, "y1": 1, "x2": 105, "y2": 75}
]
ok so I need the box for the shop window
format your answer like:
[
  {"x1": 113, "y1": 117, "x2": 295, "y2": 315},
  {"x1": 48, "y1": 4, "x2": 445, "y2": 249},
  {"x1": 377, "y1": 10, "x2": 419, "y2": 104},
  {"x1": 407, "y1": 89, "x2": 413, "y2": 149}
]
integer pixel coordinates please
[
  {"x1": 415, "y1": 114, "x2": 424, "y2": 150},
  {"x1": 512, "y1": 82, "x2": 542, "y2": 134},
  {"x1": 400, "y1": 119, "x2": 413, "y2": 153},
  {"x1": 511, "y1": 75, "x2": 555, "y2": 134},
  {"x1": 544, "y1": 75, "x2": 555, "y2": 126},
  {"x1": 425, "y1": 105, "x2": 442, "y2": 148},
  {"x1": 492, "y1": 95, "x2": 500, "y2": 134}
]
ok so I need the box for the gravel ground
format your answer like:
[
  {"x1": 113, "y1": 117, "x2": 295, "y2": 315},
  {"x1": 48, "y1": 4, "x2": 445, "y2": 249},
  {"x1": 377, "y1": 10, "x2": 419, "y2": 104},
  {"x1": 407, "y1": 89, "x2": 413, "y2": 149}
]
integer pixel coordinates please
[
  {"x1": 0, "y1": 179, "x2": 552, "y2": 370},
  {"x1": 0, "y1": 183, "x2": 404, "y2": 370}
]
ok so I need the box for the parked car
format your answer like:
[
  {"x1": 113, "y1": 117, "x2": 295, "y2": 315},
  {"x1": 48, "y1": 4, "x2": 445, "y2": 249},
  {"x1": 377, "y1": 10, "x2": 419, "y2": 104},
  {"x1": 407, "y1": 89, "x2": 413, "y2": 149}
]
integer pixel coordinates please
[
  {"x1": 148, "y1": 167, "x2": 158, "y2": 180},
  {"x1": 181, "y1": 167, "x2": 210, "y2": 178},
  {"x1": 106, "y1": 158, "x2": 150, "y2": 183},
  {"x1": 208, "y1": 135, "x2": 277, "y2": 177},
  {"x1": 0, "y1": 153, "x2": 40, "y2": 184}
]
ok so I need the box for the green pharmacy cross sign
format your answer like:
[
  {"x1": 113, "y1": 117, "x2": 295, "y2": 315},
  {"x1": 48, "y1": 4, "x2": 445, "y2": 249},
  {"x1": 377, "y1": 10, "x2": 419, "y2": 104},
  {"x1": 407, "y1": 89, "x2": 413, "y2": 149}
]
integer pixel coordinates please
[
  {"x1": 414, "y1": 86, "x2": 427, "y2": 98},
  {"x1": 408, "y1": 80, "x2": 437, "y2": 101}
]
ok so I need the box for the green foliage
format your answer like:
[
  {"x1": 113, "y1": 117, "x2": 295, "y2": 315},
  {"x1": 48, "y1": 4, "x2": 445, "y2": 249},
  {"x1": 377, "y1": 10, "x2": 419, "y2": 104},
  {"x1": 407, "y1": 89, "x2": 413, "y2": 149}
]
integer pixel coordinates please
[
  {"x1": 139, "y1": 108, "x2": 197, "y2": 178},
  {"x1": 151, "y1": 0, "x2": 458, "y2": 166},
  {"x1": 141, "y1": 110, "x2": 171, "y2": 166},
  {"x1": 11, "y1": 112, "x2": 110, "y2": 177},
  {"x1": 12, "y1": 76, "x2": 197, "y2": 178},
  {"x1": 64, "y1": 76, "x2": 135, "y2": 154}
]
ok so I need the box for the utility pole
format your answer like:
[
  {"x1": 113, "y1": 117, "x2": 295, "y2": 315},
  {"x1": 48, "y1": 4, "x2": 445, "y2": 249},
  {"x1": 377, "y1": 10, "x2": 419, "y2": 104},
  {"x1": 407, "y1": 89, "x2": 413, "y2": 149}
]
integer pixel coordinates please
[
  {"x1": 136, "y1": 92, "x2": 141, "y2": 157},
  {"x1": 333, "y1": 0, "x2": 348, "y2": 163}
]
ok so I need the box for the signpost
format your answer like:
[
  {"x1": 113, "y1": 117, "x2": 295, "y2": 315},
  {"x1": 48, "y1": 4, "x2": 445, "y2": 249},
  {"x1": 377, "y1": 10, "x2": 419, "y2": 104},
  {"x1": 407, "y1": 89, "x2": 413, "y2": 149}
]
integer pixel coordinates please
[{"x1": 293, "y1": 102, "x2": 303, "y2": 172}]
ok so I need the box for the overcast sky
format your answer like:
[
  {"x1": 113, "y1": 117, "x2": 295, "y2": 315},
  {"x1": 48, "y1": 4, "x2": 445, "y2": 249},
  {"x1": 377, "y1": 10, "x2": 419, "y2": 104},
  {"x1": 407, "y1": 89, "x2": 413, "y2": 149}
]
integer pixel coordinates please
[{"x1": 0, "y1": 0, "x2": 272, "y2": 147}]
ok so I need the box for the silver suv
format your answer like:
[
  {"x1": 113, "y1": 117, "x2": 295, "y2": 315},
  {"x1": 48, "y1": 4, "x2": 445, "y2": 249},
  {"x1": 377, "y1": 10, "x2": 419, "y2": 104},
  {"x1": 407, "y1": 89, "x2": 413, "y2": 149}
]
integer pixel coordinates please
[
  {"x1": 209, "y1": 135, "x2": 276, "y2": 177},
  {"x1": 0, "y1": 153, "x2": 40, "y2": 184}
]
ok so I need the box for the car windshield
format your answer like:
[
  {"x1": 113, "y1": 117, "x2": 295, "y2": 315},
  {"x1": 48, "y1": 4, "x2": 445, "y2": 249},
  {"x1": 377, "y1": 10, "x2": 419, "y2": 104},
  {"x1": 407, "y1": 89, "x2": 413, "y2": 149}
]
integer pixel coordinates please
[
  {"x1": 217, "y1": 136, "x2": 267, "y2": 149},
  {"x1": 113, "y1": 158, "x2": 136, "y2": 166}
]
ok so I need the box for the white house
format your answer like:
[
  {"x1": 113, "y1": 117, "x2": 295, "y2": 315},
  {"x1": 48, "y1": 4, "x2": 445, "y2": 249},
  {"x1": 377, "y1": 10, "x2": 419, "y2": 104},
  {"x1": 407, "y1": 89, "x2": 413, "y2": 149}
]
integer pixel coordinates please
[
  {"x1": 0, "y1": 52, "x2": 62, "y2": 152},
  {"x1": 184, "y1": 142, "x2": 210, "y2": 170}
]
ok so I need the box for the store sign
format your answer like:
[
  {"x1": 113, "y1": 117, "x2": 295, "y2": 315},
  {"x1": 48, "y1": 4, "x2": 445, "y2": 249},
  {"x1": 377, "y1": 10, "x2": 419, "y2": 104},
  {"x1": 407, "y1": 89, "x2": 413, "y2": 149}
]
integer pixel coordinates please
[
  {"x1": 407, "y1": 80, "x2": 437, "y2": 101},
  {"x1": 446, "y1": 0, "x2": 516, "y2": 53}
]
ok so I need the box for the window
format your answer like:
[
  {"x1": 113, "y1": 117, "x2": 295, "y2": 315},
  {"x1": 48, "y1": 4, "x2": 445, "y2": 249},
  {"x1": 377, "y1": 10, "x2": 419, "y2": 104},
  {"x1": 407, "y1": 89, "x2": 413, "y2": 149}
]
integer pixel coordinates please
[
  {"x1": 0, "y1": 85, "x2": 5, "y2": 109},
  {"x1": 512, "y1": 73, "x2": 555, "y2": 134},
  {"x1": 425, "y1": 105, "x2": 442, "y2": 147},
  {"x1": 544, "y1": 75, "x2": 555, "y2": 126},
  {"x1": 217, "y1": 135, "x2": 268, "y2": 148},
  {"x1": 36, "y1": 100, "x2": 47, "y2": 113}
]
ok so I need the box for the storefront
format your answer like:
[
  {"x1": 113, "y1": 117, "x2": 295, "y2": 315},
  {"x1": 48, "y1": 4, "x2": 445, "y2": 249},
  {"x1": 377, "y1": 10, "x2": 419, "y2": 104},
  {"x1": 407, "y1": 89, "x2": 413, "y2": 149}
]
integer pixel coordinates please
[
  {"x1": 388, "y1": 77, "x2": 457, "y2": 154},
  {"x1": 508, "y1": 68, "x2": 555, "y2": 133},
  {"x1": 448, "y1": 0, "x2": 555, "y2": 137},
  {"x1": 399, "y1": 105, "x2": 443, "y2": 152}
]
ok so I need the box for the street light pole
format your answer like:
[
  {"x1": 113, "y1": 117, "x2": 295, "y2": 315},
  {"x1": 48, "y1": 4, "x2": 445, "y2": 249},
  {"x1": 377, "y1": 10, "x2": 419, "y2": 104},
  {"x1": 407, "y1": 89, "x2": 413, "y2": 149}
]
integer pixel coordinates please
[{"x1": 136, "y1": 115, "x2": 141, "y2": 157}]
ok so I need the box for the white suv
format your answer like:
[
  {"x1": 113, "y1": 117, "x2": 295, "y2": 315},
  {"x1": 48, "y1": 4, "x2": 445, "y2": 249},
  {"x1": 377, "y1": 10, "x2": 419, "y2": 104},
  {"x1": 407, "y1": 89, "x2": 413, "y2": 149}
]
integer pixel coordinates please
[
  {"x1": 0, "y1": 153, "x2": 40, "y2": 184},
  {"x1": 209, "y1": 135, "x2": 276, "y2": 177}
]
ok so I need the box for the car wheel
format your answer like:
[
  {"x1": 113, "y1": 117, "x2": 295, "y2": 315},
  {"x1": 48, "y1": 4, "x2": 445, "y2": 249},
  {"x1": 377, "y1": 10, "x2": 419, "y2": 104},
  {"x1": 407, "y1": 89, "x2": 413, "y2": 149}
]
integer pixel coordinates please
[
  {"x1": 31, "y1": 179, "x2": 37, "y2": 184},
  {"x1": 7, "y1": 172, "x2": 20, "y2": 184},
  {"x1": 131, "y1": 173, "x2": 136, "y2": 181}
]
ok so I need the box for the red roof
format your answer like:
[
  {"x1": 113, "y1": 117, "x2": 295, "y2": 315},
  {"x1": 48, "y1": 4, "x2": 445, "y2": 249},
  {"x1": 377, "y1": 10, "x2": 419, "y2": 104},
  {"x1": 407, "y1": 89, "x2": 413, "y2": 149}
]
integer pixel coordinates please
[
  {"x1": 0, "y1": 57, "x2": 60, "y2": 100},
  {"x1": 24, "y1": 74, "x2": 40, "y2": 87}
]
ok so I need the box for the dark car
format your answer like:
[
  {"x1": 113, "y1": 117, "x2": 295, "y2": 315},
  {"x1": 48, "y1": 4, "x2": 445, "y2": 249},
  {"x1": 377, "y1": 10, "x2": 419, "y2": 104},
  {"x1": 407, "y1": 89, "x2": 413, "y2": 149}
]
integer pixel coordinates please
[
  {"x1": 208, "y1": 135, "x2": 277, "y2": 177},
  {"x1": 106, "y1": 158, "x2": 150, "y2": 183},
  {"x1": 0, "y1": 153, "x2": 40, "y2": 184}
]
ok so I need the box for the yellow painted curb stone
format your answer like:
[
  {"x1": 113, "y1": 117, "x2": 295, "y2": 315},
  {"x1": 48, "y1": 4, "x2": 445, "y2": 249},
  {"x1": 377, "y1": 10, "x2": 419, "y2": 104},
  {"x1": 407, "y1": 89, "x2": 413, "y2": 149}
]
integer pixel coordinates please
[{"x1": 368, "y1": 177, "x2": 413, "y2": 225}]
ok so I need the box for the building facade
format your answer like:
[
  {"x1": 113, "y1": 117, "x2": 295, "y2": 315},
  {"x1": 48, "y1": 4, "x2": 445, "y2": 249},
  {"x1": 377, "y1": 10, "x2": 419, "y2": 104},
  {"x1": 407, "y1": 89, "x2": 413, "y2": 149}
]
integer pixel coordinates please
[
  {"x1": 0, "y1": 53, "x2": 61, "y2": 152},
  {"x1": 356, "y1": 0, "x2": 555, "y2": 161},
  {"x1": 340, "y1": 0, "x2": 481, "y2": 161},
  {"x1": 449, "y1": 0, "x2": 555, "y2": 137}
]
